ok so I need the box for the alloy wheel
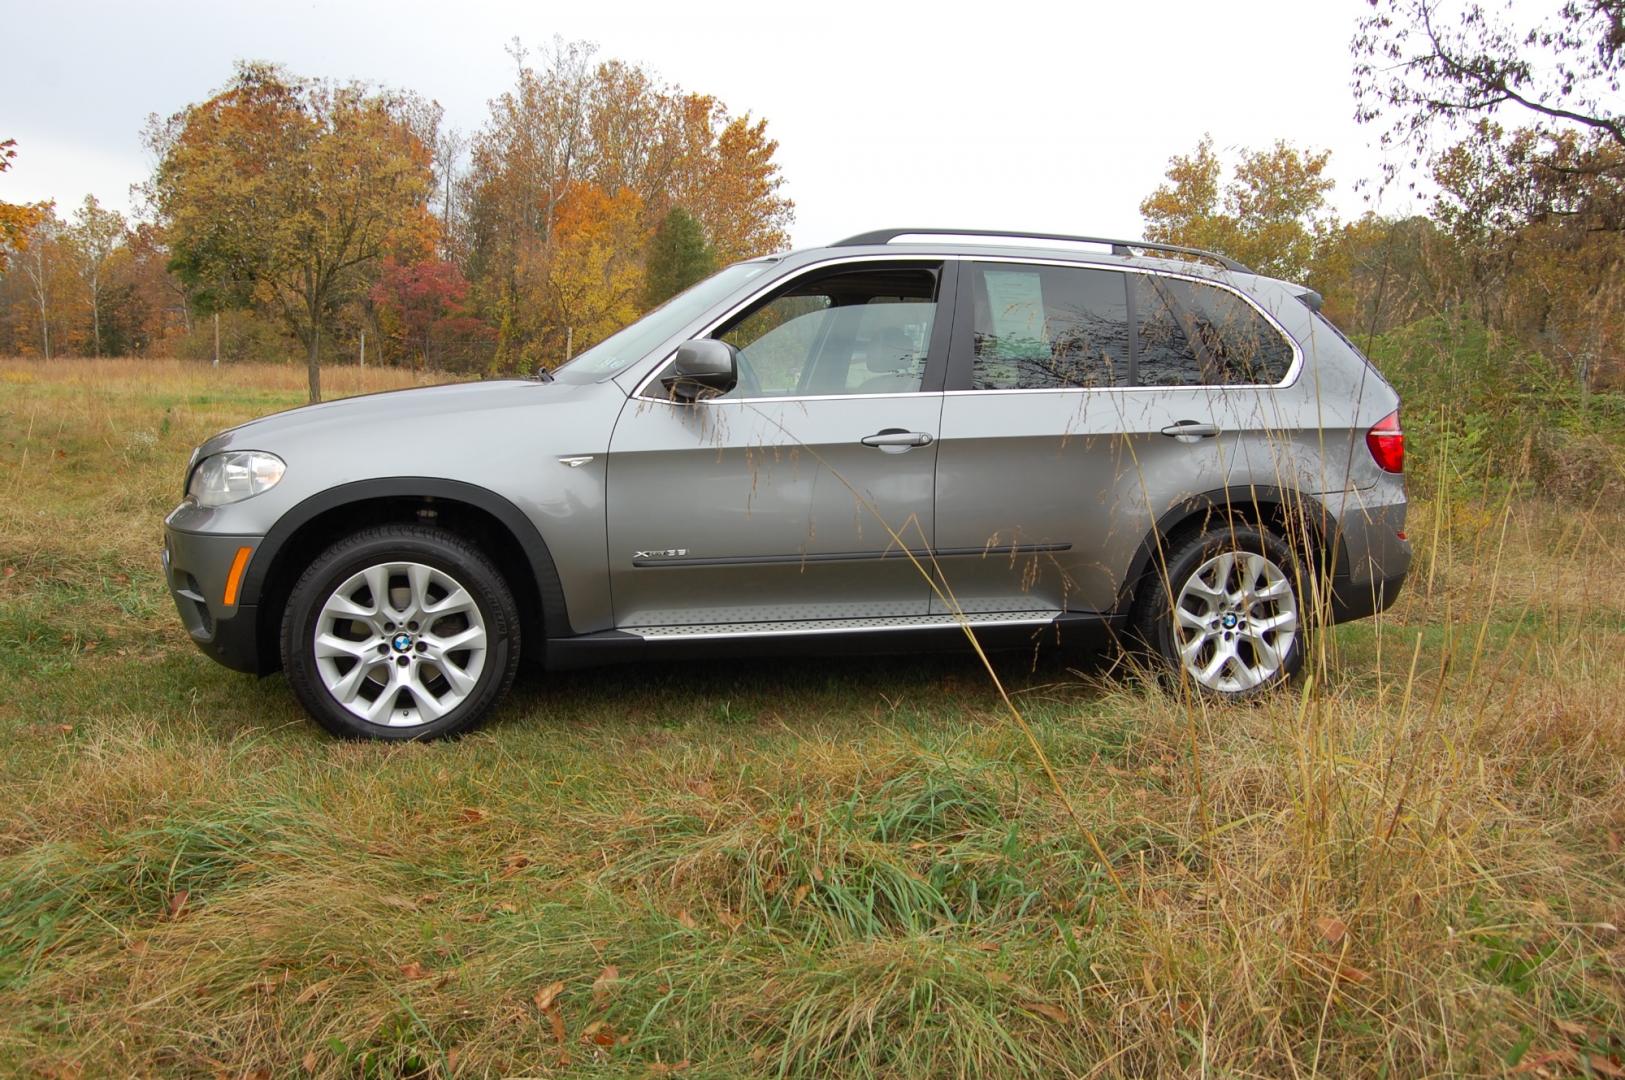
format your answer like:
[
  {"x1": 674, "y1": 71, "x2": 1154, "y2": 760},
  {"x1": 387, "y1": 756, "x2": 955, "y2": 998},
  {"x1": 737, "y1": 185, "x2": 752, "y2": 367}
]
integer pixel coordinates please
[
  {"x1": 312, "y1": 561, "x2": 488, "y2": 727},
  {"x1": 1172, "y1": 550, "x2": 1299, "y2": 693}
]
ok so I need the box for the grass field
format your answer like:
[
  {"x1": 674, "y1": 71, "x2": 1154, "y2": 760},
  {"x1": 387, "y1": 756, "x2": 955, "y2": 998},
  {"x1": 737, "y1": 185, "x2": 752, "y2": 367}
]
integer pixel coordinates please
[{"x1": 1, "y1": 358, "x2": 1623, "y2": 1078}]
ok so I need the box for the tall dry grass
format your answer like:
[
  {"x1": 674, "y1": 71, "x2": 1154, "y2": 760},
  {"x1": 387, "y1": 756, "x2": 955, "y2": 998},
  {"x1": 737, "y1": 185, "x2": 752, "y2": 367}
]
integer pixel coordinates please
[{"x1": 0, "y1": 357, "x2": 1620, "y2": 1076}]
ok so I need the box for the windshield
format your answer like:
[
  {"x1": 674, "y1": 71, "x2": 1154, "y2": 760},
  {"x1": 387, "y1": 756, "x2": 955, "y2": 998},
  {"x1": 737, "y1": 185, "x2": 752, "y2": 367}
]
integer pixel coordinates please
[{"x1": 550, "y1": 261, "x2": 777, "y2": 383}]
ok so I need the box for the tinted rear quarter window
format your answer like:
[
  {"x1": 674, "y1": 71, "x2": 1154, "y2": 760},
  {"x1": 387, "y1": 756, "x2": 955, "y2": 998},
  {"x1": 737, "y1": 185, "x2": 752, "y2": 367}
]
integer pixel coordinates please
[{"x1": 1135, "y1": 276, "x2": 1294, "y2": 387}]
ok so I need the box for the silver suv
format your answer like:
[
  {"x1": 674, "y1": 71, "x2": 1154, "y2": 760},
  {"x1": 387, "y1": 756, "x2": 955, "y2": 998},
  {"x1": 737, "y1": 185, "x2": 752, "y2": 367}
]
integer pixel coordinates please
[{"x1": 163, "y1": 228, "x2": 1411, "y2": 740}]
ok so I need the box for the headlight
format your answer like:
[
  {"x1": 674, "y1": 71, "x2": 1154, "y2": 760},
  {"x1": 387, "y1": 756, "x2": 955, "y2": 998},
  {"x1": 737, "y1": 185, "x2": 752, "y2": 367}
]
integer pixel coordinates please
[{"x1": 187, "y1": 451, "x2": 286, "y2": 507}]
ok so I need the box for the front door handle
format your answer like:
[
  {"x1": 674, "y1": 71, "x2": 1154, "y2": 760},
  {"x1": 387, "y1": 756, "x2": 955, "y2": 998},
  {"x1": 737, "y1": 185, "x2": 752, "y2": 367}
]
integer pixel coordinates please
[
  {"x1": 1160, "y1": 420, "x2": 1221, "y2": 442},
  {"x1": 860, "y1": 429, "x2": 934, "y2": 453}
]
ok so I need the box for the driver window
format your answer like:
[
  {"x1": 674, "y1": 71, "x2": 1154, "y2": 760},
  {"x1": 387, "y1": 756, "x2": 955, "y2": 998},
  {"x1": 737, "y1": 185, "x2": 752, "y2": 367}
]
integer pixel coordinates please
[{"x1": 710, "y1": 265, "x2": 939, "y2": 398}]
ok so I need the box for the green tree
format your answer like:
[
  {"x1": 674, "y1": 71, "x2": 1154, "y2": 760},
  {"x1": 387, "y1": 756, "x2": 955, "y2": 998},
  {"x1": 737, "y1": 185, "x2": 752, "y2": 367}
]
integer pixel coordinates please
[
  {"x1": 146, "y1": 62, "x2": 437, "y2": 401},
  {"x1": 642, "y1": 207, "x2": 716, "y2": 307}
]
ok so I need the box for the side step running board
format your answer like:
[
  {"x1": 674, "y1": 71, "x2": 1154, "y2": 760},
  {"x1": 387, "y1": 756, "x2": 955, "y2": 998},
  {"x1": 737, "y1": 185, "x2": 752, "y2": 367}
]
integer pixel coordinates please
[{"x1": 627, "y1": 611, "x2": 1064, "y2": 641}]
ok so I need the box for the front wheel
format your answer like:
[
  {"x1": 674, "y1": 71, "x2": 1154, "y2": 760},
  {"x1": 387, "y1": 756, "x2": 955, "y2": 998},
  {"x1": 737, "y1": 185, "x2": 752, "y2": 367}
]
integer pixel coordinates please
[
  {"x1": 1132, "y1": 524, "x2": 1305, "y2": 697},
  {"x1": 281, "y1": 525, "x2": 521, "y2": 740}
]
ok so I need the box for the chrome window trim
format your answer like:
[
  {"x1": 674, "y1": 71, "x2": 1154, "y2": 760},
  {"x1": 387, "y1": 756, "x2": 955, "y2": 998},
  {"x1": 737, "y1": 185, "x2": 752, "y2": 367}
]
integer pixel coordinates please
[{"x1": 629, "y1": 252, "x2": 1302, "y2": 403}]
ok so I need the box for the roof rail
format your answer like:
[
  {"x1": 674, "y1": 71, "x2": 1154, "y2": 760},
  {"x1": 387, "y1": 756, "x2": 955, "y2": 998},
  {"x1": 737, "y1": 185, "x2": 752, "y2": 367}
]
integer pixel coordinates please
[{"x1": 830, "y1": 228, "x2": 1252, "y2": 274}]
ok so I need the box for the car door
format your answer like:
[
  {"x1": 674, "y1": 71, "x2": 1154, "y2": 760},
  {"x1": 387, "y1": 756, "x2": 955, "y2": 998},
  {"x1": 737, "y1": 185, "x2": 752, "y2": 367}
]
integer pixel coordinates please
[
  {"x1": 605, "y1": 259, "x2": 958, "y2": 629},
  {"x1": 930, "y1": 260, "x2": 1277, "y2": 617}
]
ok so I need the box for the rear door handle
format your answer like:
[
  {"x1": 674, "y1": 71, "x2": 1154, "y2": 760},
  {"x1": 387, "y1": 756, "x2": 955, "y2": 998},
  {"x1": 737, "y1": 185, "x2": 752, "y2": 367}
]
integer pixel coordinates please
[
  {"x1": 861, "y1": 429, "x2": 934, "y2": 453},
  {"x1": 1160, "y1": 421, "x2": 1221, "y2": 441}
]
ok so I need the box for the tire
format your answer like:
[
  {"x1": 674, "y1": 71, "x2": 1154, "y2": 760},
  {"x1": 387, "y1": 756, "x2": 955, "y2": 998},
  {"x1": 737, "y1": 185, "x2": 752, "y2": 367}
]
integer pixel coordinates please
[
  {"x1": 1131, "y1": 523, "x2": 1305, "y2": 698},
  {"x1": 280, "y1": 525, "x2": 521, "y2": 740}
]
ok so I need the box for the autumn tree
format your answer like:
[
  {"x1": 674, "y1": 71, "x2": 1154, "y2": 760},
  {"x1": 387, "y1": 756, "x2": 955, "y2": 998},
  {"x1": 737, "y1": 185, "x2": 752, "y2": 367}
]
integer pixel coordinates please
[
  {"x1": 0, "y1": 139, "x2": 52, "y2": 275},
  {"x1": 66, "y1": 195, "x2": 127, "y2": 356},
  {"x1": 537, "y1": 182, "x2": 645, "y2": 363},
  {"x1": 643, "y1": 207, "x2": 716, "y2": 307},
  {"x1": 15, "y1": 212, "x2": 62, "y2": 358},
  {"x1": 147, "y1": 62, "x2": 437, "y2": 401},
  {"x1": 1354, "y1": 2, "x2": 1625, "y2": 388},
  {"x1": 370, "y1": 256, "x2": 475, "y2": 369},
  {"x1": 1140, "y1": 135, "x2": 1336, "y2": 281},
  {"x1": 464, "y1": 39, "x2": 792, "y2": 369},
  {"x1": 1353, "y1": 0, "x2": 1624, "y2": 175}
]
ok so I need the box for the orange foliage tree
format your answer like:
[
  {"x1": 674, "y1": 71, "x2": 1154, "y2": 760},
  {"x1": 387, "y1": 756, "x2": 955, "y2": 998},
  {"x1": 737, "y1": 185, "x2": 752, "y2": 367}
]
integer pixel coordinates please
[{"x1": 146, "y1": 63, "x2": 438, "y2": 400}]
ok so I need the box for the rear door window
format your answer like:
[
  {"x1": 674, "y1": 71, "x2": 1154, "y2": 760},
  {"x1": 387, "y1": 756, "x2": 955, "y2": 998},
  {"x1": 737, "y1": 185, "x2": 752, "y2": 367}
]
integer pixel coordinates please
[{"x1": 967, "y1": 264, "x2": 1130, "y2": 389}]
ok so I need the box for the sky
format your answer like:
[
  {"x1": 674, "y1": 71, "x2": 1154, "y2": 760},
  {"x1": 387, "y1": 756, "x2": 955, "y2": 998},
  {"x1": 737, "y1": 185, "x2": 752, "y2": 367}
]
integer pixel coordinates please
[{"x1": 0, "y1": 0, "x2": 1428, "y2": 248}]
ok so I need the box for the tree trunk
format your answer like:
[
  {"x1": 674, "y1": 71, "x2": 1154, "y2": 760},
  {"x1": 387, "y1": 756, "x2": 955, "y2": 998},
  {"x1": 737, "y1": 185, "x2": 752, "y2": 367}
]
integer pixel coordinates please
[
  {"x1": 91, "y1": 287, "x2": 101, "y2": 358},
  {"x1": 307, "y1": 323, "x2": 322, "y2": 403}
]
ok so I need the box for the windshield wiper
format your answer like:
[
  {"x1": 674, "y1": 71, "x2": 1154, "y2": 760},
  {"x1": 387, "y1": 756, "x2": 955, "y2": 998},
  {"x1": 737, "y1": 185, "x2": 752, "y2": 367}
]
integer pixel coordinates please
[{"x1": 531, "y1": 366, "x2": 556, "y2": 382}]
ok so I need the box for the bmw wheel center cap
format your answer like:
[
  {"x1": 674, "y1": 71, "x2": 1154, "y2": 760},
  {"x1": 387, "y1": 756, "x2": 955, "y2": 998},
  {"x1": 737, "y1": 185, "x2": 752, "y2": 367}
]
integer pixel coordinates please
[
  {"x1": 391, "y1": 632, "x2": 414, "y2": 652},
  {"x1": 1221, "y1": 613, "x2": 1239, "y2": 630}
]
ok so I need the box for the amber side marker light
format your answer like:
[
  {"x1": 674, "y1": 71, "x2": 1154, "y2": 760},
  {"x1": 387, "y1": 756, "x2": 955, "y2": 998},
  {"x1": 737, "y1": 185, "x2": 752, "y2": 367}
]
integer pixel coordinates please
[{"x1": 223, "y1": 546, "x2": 253, "y2": 606}]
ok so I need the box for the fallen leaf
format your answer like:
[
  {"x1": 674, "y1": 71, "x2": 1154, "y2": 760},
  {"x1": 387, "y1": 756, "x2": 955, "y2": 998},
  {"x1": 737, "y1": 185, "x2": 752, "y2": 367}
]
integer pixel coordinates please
[
  {"x1": 1019, "y1": 1000, "x2": 1069, "y2": 1024},
  {"x1": 1554, "y1": 1018, "x2": 1587, "y2": 1039},
  {"x1": 591, "y1": 965, "x2": 619, "y2": 1007},
  {"x1": 399, "y1": 961, "x2": 429, "y2": 980},
  {"x1": 1314, "y1": 916, "x2": 1347, "y2": 946},
  {"x1": 546, "y1": 1005, "x2": 566, "y2": 1046},
  {"x1": 1334, "y1": 962, "x2": 1370, "y2": 985},
  {"x1": 501, "y1": 853, "x2": 532, "y2": 878},
  {"x1": 580, "y1": 1019, "x2": 617, "y2": 1046},
  {"x1": 677, "y1": 909, "x2": 698, "y2": 929},
  {"x1": 533, "y1": 980, "x2": 566, "y2": 1012},
  {"x1": 167, "y1": 890, "x2": 190, "y2": 920},
  {"x1": 494, "y1": 901, "x2": 518, "y2": 914},
  {"x1": 2, "y1": 566, "x2": 15, "y2": 578},
  {"x1": 717, "y1": 908, "x2": 742, "y2": 931},
  {"x1": 376, "y1": 895, "x2": 419, "y2": 913},
  {"x1": 1592, "y1": 1056, "x2": 1625, "y2": 1079},
  {"x1": 810, "y1": 864, "x2": 825, "y2": 883},
  {"x1": 791, "y1": 884, "x2": 810, "y2": 909},
  {"x1": 57, "y1": 724, "x2": 73, "y2": 734},
  {"x1": 459, "y1": 807, "x2": 488, "y2": 823},
  {"x1": 301, "y1": 1051, "x2": 318, "y2": 1072},
  {"x1": 647, "y1": 1061, "x2": 691, "y2": 1074}
]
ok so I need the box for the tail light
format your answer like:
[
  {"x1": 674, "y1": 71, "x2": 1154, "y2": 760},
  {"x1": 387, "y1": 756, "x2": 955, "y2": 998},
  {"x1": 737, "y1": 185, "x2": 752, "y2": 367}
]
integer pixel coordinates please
[{"x1": 1366, "y1": 410, "x2": 1404, "y2": 473}]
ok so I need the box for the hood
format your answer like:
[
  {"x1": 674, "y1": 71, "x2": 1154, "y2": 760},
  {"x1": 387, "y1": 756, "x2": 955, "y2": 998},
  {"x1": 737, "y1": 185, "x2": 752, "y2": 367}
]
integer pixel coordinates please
[{"x1": 201, "y1": 377, "x2": 608, "y2": 454}]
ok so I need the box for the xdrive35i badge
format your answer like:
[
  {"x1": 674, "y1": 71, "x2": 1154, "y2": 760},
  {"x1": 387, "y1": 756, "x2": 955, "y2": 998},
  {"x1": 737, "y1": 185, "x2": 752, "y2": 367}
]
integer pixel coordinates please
[{"x1": 633, "y1": 549, "x2": 688, "y2": 559}]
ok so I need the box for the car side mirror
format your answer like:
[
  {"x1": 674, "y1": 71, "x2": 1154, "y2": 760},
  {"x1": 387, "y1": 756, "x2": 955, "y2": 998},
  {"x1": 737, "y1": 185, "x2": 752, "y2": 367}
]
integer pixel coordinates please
[{"x1": 662, "y1": 339, "x2": 738, "y2": 402}]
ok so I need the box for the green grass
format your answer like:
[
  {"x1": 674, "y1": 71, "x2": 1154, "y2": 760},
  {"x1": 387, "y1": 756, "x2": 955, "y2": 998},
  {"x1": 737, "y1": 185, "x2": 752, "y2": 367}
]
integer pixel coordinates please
[{"x1": 1, "y1": 357, "x2": 1623, "y2": 1077}]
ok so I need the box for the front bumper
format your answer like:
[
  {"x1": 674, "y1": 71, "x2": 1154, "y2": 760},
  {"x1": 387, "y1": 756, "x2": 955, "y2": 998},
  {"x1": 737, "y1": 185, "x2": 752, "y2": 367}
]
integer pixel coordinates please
[{"x1": 162, "y1": 524, "x2": 269, "y2": 675}]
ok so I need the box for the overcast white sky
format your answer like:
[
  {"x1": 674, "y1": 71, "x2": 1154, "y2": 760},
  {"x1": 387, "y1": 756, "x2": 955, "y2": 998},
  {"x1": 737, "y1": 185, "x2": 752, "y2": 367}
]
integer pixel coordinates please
[{"x1": 0, "y1": 0, "x2": 1426, "y2": 247}]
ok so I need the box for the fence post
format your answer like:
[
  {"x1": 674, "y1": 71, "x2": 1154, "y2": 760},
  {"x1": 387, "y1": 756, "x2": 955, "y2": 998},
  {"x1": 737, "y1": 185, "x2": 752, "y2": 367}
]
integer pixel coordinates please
[
  {"x1": 360, "y1": 330, "x2": 366, "y2": 369},
  {"x1": 212, "y1": 312, "x2": 219, "y2": 368}
]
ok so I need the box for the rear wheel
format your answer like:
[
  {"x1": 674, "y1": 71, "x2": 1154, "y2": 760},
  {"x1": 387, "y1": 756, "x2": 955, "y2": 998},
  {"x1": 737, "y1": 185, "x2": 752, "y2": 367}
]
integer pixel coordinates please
[
  {"x1": 1132, "y1": 524, "x2": 1304, "y2": 697},
  {"x1": 281, "y1": 525, "x2": 521, "y2": 739}
]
